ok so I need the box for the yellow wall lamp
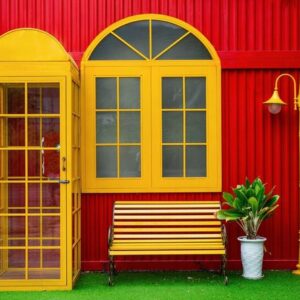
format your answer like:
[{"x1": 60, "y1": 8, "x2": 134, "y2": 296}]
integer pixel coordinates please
[
  {"x1": 263, "y1": 73, "x2": 300, "y2": 275},
  {"x1": 264, "y1": 73, "x2": 300, "y2": 113}
]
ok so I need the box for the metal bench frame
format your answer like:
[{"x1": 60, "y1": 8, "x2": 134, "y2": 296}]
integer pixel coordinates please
[{"x1": 108, "y1": 201, "x2": 228, "y2": 285}]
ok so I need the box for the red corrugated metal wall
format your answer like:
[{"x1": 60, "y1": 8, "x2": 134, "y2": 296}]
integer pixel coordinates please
[{"x1": 1, "y1": 0, "x2": 299, "y2": 270}]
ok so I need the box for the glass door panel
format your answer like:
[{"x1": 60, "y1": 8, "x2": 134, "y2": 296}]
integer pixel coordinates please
[{"x1": 0, "y1": 82, "x2": 65, "y2": 282}]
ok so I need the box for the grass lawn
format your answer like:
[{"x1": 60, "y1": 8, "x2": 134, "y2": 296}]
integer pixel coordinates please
[{"x1": 1, "y1": 271, "x2": 300, "y2": 300}]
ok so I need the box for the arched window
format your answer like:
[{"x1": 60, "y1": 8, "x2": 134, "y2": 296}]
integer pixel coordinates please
[{"x1": 81, "y1": 14, "x2": 221, "y2": 192}]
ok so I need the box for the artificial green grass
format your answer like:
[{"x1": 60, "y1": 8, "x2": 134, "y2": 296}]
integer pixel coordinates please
[{"x1": 1, "y1": 271, "x2": 300, "y2": 300}]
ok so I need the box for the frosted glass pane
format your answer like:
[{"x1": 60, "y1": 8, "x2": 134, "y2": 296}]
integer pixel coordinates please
[
  {"x1": 96, "y1": 78, "x2": 117, "y2": 109},
  {"x1": 120, "y1": 146, "x2": 141, "y2": 177},
  {"x1": 163, "y1": 146, "x2": 183, "y2": 177},
  {"x1": 186, "y1": 112, "x2": 206, "y2": 143},
  {"x1": 158, "y1": 34, "x2": 212, "y2": 60},
  {"x1": 120, "y1": 112, "x2": 140, "y2": 143},
  {"x1": 163, "y1": 112, "x2": 183, "y2": 143},
  {"x1": 89, "y1": 34, "x2": 144, "y2": 60},
  {"x1": 186, "y1": 146, "x2": 206, "y2": 177},
  {"x1": 114, "y1": 21, "x2": 149, "y2": 57},
  {"x1": 120, "y1": 78, "x2": 140, "y2": 109},
  {"x1": 152, "y1": 20, "x2": 187, "y2": 57},
  {"x1": 186, "y1": 77, "x2": 206, "y2": 108},
  {"x1": 96, "y1": 146, "x2": 117, "y2": 177},
  {"x1": 162, "y1": 78, "x2": 183, "y2": 108},
  {"x1": 96, "y1": 112, "x2": 117, "y2": 143}
]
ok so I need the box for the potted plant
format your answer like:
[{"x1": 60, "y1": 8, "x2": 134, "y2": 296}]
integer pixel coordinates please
[{"x1": 217, "y1": 177, "x2": 280, "y2": 279}]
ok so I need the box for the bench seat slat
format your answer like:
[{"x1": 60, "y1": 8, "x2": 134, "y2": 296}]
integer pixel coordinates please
[
  {"x1": 115, "y1": 201, "x2": 220, "y2": 204},
  {"x1": 113, "y1": 238, "x2": 223, "y2": 243},
  {"x1": 109, "y1": 250, "x2": 226, "y2": 255},
  {"x1": 114, "y1": 215, "x2": 216, "y2": 220},
  {"x1": 114, "y1": 221, "x2": 221, "y2": 226},
  {"x1": 115, "y1": 204, "x2": 220, "y2": 208},
  {"x1": 114, "y1": 233, "x2": 222, "y2": 238},
  {"x1": 111, "y1": 243, "x2": 225, "y2": 250},
  {"x1": 115, "y1": 209, "x2": 218, "y2": 214},
  {"x1": 114, "y1": 227, "x2": 221, "y2": 233}
]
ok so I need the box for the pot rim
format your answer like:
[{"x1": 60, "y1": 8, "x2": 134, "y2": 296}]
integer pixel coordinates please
[{"x1": 238, "y1": 236, "x2": 267, "y2": 242}]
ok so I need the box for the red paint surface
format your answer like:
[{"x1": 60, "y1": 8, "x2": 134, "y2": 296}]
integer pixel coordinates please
[{"x1": 0, "y1": 0, "x2": 299, "y2": 270}]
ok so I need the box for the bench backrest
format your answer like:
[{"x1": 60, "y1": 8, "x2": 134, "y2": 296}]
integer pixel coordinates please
[{"x1": 112, "y1": 201, "x2": 222, "y2": 242}]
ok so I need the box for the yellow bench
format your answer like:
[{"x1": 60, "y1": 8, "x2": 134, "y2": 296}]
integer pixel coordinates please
[{"x1": 108, "y1": 201, "x2": 228, "y2": 285}]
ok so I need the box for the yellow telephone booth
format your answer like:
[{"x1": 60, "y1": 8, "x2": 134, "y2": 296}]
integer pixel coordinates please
[{"x1": 0, "y1": 29, "x2": 81, "y2": 290}]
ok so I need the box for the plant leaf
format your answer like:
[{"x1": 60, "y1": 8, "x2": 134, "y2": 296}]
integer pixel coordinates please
[
  {"x1": 222, "y1": 192, "x2": 234, "y2": 206},
  {"x1": 248, "y1": 197, "x2": 258, "y2": 214}
]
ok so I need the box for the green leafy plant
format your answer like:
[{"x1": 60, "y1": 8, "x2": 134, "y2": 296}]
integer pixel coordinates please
[{"x1": 217, "y1": 177, "x2": 280, "y2": 239}]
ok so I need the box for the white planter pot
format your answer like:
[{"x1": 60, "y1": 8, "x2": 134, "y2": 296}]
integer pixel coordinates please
[{"x1": 238, "y1": 236, "x2": 266, "y2": 279}]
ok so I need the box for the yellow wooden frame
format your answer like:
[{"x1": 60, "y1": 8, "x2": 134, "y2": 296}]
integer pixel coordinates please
[
  {"x1": 0, "y1": 29, "x2": 80, "y2": 291},
  {"x1": 81, "y1": 14, "x2": 221, "y2": 193}
]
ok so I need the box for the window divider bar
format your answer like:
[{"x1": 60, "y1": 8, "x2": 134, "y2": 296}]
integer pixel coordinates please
[
  {"x1": 183, "y1": 77, "x2": 186, "y2": 178},
  {"x1": 117, "y1": 77, "x2": 120, "y2": 178},
  {"x1": 111, "y1": 32, "x2": 149, "y2": 61},
  {"x1": 153, "y1": 32, "x2": 190, "y2": 60}
]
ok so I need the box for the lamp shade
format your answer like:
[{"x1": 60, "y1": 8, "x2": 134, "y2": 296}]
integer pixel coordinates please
[{"x1": 263, "y1": 90, "x2": 287, "y2": 114}]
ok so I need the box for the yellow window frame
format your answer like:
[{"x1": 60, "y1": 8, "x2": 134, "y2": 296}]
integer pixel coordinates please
[{"x1": 81, "y1": 14, "x2": 221, "y2": 193}]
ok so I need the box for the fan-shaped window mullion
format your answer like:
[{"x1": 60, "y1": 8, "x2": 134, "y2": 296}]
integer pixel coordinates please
[
  {"x1": 156, "y1": 33, "x2": 212, "y2": 60},
  {"x1": 111, "y1": 32, "x2": 148, "y2": 60},
  {"x1": 114, "y1": 20, "x2": 149, "y2": 58},
  {"x1": 89, "y1": 34, "x2": 145, "y2": 60},
  {"x1": 153, "y1": 32, "x2": 189, "y2": 60}
]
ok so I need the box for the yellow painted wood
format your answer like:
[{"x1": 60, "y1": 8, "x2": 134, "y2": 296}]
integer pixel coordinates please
[
  {"x1": 109, "y1": 250, "x2": 226, "y2": 255},
  {"x1": 114, "y1": 204, "x2": 220, "y2": 208},
  {"x1": 113, "y1": 239, "x2": 223, "y2": 243},
  {"x1": 115, "y1": 201, "x2": 220, "y2": 204},
  {"x1": 113, "y1": 233, "x2": 222, "y2": 238},
  {"x1": 114, "y1": 215, "x2": 216, "y2": 220},
  {"x1": 114, "y1": 221, "x2": 221, "y2": 226},
  {"x1": 110, "y1": 244, "x2": 225, "y2": 250},
  {"x1": 114, "y1": 227, "x2": 221, "y2": 233},
  {"x1": 114, "y1": 209, "x2": 218, "y2": 214}
]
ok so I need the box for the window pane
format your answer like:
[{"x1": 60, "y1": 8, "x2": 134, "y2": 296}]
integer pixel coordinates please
[
  {"x1": 28, "y1": 87, "x2": 40, "y2": 114},
  {"x1": 120, "y1": 78, "x2": 140, "y2": 109},
  {"x1": 96, "y1": 78, "x2": 117, "y2": 109},
  {"x1": 158, "y1": 33, "x2": 212, "y2": 60},
  {"x1": 163, "y1": 146, "x2": 183, "y2": 177},
  {"x1": 186, "y1": 146, "x2": 206, "y2": 177},
  {"x1": 7, "y1": 86, "x2": 25, "y2": 114},
  {"x1": 89, "y1": 34, "x2": 144, "y2": 60},
  {"x1": 96, "y1": 146, "x2": 117, "y2": 178},
  {"x1": 120, "y1": 112, "x2": 140, "y2": 143},
  {"x1": 152, "y1": 20, "x2": 187, "y2": 57},
  {"x1": 120, "y1": 146, "x2": 141, "y2": 177},
  {"x1": 7, "y1": 150, "x2": 25, "y2": 178},
  {"x1": 114, "y1": 21, "x2": 149, "y2": 58},
  {"x1": 42, "y1": 87, "x2": 59, "y2": 114},
  {"x1": 186, "y1": 112, "x2": 206, "y2": 143},
  {"x1": 7, "y1": 118, "x2": 25, "y2": 146},
  {"x1": 162, "y1": 78, "x2": 183, "y2": 108},
  {"x1": 186, "y1": 77, "x2": 206, "y2": 108},
  {"x1": 96, "y1": 112, "x2": 117, "y2": 143},
  {"x1": 163, "y1": 112, "x2": 183, "y2": 143}
]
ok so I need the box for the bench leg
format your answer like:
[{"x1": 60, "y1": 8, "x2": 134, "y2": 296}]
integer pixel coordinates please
[
  {"x1": 221, "y1": 254, "x2": 229, "y2": 285},
  {"x1": 108, "y1": 256, "x2": 114, "y2": 286}
]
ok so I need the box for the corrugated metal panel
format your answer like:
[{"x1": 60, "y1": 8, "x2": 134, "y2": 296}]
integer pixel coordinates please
[{"x1": 1, "y1": 0, "x2": 299, "y2": 270}]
